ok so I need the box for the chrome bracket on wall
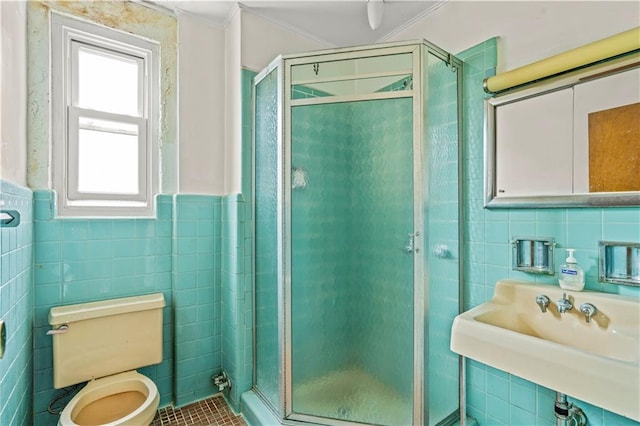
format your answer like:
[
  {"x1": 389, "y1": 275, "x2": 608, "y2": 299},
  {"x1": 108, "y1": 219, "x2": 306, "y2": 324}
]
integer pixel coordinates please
[
  {"x1": 511, "y1": 236, "x2": 555, "y2": 275},
  {"x1": 0, "y1": 210, "x2": 20, "y2": 228},
  {"x1": 0, "y1": 320, "x2": 5, "y2": 359},
  {"x1": 599, "y1": 241, "x2": 640, "y2": 286},
  {"x1": 404, "y1": 231, "x2": 420, "y2": 254}
]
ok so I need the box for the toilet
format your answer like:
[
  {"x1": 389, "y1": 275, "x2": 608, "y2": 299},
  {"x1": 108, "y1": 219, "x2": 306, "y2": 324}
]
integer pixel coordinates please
[{"x1": 48, "y1": 293, "x2": 166, "y2": 426}]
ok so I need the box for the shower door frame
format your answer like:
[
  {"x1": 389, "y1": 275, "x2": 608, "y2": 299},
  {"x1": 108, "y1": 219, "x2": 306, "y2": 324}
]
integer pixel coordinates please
[{"x1": 252, "y1": 40, "x2": 464, "y2": 426}]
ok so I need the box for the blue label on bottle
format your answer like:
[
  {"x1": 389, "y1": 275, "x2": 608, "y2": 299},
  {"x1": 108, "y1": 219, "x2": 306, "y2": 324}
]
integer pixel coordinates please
[{"x1": 561, "y1": 268, "x2": 577, "y2": 275}]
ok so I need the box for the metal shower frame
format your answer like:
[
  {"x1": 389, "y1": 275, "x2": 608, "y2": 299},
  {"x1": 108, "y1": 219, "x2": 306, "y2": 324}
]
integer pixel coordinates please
[{"x1": 252, "y1": 39, "x2": 465, "y2": 426}]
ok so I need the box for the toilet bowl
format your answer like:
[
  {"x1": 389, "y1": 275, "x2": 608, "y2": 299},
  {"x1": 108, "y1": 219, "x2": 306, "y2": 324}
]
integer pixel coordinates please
[
  {"x1": 59, "y1": 371, "x2": 159, "y2": 426},
  {"x1": 48, "y1": 293, "x2": 165, "y2": 426}
]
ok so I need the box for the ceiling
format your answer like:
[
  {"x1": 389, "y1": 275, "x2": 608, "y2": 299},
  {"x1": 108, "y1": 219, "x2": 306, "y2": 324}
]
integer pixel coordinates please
[{"x1": 149, "y1": 1, "x2": 445, "y2": 46}]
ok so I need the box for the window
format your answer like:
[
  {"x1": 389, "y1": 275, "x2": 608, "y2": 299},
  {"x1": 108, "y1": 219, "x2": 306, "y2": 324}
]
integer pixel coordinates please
[{"x1": 51, "y1": 13, "x2": 159, "y2": 217}]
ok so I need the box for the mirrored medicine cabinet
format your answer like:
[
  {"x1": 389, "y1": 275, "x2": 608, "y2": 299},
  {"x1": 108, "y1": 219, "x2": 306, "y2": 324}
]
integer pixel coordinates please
[{"x1": 484, "y1": 54, "x2": 640, "y2": 208}]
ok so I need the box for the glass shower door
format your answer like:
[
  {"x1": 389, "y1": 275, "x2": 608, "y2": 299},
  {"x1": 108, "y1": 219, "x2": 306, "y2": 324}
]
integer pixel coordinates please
[
  {"x1": 254, "y1": 64, "x2": 282, "y2": 411},
  {"x1": 289, "y1": 97, "x2": 416, "y2": 426}
]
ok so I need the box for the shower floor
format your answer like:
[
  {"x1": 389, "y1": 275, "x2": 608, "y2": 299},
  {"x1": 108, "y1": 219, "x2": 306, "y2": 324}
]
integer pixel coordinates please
[{"x1": 293, "y1": 368, "x2": 412, "y2": 425}]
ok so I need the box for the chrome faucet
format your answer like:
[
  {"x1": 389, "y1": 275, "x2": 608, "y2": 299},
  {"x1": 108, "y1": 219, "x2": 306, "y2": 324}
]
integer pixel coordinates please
[
  {"x1": 579, "y1": 303, "x2": 597, "y2": 323},
  {"x1": 557, "y1": 293, "x2": 573, "y2": 314},
  {"x1": 535, "y1": 294, "x2": 551, "y2": 313}
]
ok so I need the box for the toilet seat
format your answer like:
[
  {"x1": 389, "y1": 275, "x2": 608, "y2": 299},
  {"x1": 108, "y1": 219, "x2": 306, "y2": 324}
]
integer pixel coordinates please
[{"x1": 59, "y1": 370, "x2": 159, "y2": 426}]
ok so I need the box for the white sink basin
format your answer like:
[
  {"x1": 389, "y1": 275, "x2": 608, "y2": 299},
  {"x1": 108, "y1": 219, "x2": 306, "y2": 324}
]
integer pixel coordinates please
[{"x1": 451, "y1": 279, "x2": 640, "y2": 421}]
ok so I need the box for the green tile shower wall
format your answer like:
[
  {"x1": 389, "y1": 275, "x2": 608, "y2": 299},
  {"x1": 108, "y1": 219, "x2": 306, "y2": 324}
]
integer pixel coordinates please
[
  {"x1": 460, "y1": 38, "x2": 640, "y2": 426},
  {"x1": 221, "y1": 68, "x2": 257, "y2": 412},
  {"x1": 221, "y1": 194, "x2": 253, "y2": 411},
  {"x1": 278, "y1": 96, "x2": 417, "y2": 405},
  {"x1": 290, "y1": 102, "x2": 356, "y2": 388},
  {"x1": 0, "y1": 180, "x2": 34, "y2": 426},
  {"x1": 32, "y1": 191, "x2": 225, "y2": 424},
  {"x1": 424, "y1": 51, "x2": 461, "y2": 420},
  {"x1": 348, "y1": 98, "x2": 414, "y2": 399}
]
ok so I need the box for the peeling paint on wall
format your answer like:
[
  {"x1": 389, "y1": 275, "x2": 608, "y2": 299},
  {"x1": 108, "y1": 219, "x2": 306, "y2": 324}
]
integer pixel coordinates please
[{"x1": 27, "y1": 0, "x2": 177, "y2": 193}]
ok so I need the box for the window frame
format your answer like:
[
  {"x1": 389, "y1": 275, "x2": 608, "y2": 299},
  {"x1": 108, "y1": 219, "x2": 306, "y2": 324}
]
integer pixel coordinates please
[
  {"x1": 67, "y1": 107, "x2": 147, "y2": 202},
  {"x1": 51, "y1": 12, "x2": 160, "y2": 217}
]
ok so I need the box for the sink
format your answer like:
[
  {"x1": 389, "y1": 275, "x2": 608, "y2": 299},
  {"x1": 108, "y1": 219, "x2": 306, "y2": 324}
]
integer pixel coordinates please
[{"x1": 451, "y1": 279, "x2": 640, "y2": 421}]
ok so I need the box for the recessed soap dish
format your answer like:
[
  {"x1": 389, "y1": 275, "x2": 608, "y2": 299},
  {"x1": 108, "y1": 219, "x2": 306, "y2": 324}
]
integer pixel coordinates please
[
  {"x1": 511, "y1": 237, "x2": 555, "y2": 275},
  {"x1": 599, "y1": 241, "x2": 640, "y2": 287}
]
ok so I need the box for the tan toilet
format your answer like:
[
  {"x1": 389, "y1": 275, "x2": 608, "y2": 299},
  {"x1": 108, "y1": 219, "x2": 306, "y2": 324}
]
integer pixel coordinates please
[{"x1": 48, "y1": 293, "x2": 166, "y2": 426}]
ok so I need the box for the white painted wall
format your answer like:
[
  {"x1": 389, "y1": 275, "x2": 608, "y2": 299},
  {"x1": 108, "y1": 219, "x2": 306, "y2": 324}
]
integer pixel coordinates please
[
  {"x1": 178, "y1": 13, "x2": 226, "y2": 194},
  {"x1": 240, "y1": 9, "x2": 328, "y2": 72},
  {"x1": 224, "y1": 8, "x2": 242, "y2": 194},
  {"x1": 0, "y1": 1, "x2": 27, "y2": 186},
  {"x1": 387, "y1": 1, "x2": 640, "y2": 71}
]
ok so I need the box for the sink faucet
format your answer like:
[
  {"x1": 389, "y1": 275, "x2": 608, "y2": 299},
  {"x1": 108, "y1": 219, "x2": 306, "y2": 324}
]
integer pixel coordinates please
[
  {"x1": 535, "y1": 294, "x2": 550, "y2": 313},
  {"x1": 579, "y1": 303, "x2": 597, "y2": 323},
  {"x1": 557, "y1": 293, "x2": 573, "y2": 314}
]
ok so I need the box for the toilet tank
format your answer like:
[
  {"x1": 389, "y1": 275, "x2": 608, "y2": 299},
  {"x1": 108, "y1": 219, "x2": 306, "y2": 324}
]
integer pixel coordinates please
[{"x1": 48, "y1": 293, "x2": 165, "y2": 389}]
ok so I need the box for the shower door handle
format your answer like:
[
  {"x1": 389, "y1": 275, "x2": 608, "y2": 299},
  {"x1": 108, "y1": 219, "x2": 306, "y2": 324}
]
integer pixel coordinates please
[{"x1": 404, "y1": 232, "x2": 420, "y2": 254}]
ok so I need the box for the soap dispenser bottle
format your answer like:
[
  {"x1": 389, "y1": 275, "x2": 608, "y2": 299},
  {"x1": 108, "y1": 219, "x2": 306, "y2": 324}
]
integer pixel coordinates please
[{"x1": 559, "y1": 248, "x2": 585, "y2": 291}]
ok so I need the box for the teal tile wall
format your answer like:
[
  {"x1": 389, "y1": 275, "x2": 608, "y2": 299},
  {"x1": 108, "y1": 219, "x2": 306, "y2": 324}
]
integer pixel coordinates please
[
  {"x1": 459, "y1": 38, "x2": 640, "y2": 425},
  {"x1": 221, "y1": 194, "x2": 253, "y2": 411},
  {"x1": 221, "y1": 68, "x2": 256, "y2": 412},
  {"x1": 0, "y1": 180, "x2": 33, "y2": 426},
  {"x1": 32, "y1": 191, "x2": 175, "y2": 425},
  {"x1": 424, "y1": 50, "x2": 462, "y2": 422},
  {"x1": 173, "y1": 195, "x2": 222, "y2": 406},
  {"x1": 242, "y1": 69, "x2": 257, "y2": 200},
  {"x1": 30, "y1": 190, "x2": 227, "y2": 422}
]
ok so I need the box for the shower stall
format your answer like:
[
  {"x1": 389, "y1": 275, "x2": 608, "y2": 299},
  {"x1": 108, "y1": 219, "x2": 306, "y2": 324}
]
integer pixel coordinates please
[{"x1": 250, "y1": 40, "x2": 463, "y2": 426}]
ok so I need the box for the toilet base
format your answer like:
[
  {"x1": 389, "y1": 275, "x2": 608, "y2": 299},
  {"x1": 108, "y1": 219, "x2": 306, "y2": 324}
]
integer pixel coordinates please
[{"x1": 59, "y1": 371, "x2": 159, "y2": 426}]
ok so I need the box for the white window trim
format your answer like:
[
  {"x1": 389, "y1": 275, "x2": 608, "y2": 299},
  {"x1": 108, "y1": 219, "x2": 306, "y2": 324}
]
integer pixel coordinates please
[{"x1": 51, "y1": 12, "x2": 160, "y2": 218}]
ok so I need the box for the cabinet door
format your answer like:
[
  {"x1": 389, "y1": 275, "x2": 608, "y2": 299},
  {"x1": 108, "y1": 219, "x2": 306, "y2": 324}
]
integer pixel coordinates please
[
  {"x1": 573, "y1": 68, "x2": 640, "y2": 193},
  {"x1": 495, "y1": 88, "x2": 574, "y2": 197}
]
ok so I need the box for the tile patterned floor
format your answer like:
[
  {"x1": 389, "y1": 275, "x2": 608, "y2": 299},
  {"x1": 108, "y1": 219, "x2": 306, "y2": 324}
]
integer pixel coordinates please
[{"x1": 151, "y1": 395, "x2": 247, "y2": 426}]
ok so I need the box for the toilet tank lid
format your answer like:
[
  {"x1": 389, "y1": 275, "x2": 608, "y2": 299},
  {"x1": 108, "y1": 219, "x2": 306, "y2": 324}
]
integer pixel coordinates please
[{"x1": 49, "y1": 293, "x2": 165, "y2": 326}]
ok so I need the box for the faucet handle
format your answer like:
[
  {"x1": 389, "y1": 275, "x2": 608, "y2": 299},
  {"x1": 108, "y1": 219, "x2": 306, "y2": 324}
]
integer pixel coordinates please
[
  {"x1": 535, "y1": 294, "x2": 550, "y2": 313},
  {"x1": 579, "y1": 302, "x2": 597, "y2": 323},
  {"x1": 556, "y1": 293, "x2": 573, "y2": 314}
]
